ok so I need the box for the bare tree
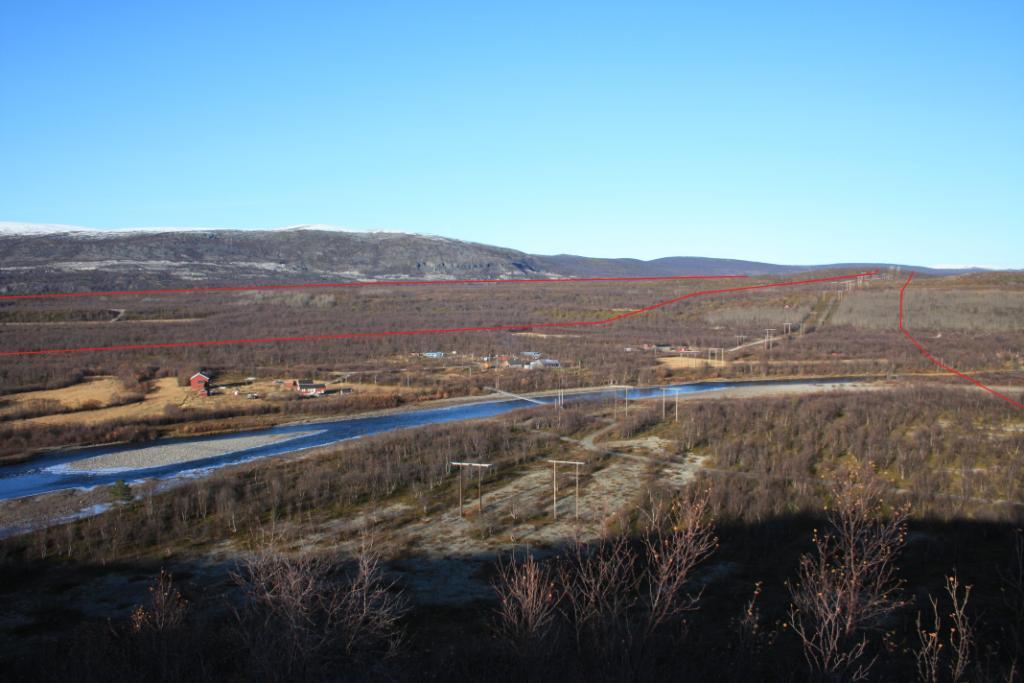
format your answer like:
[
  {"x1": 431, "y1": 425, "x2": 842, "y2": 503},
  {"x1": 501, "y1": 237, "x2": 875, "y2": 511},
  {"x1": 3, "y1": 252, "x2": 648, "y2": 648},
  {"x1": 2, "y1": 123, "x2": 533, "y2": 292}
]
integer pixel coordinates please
[
  {"x1": 787, "y1": 465, "x2": 909, "y2": 681},
  {"x1": 232, "y1": 538, "x2": 407, "y2": 679},
  {"x1": 1000, "y1": 529, "x2": 1024, "y2": 663},
  {"x1": 559, "y1": 533, "x2": 640, "y2": 657},
  {"x1": 492, "y1": 549, "x2": 560, "y2": 658},
  {"x1": 915, "y1": 573, "x2": 974, "y2": 683},
  {"x1": 130, "y1": 569, "x2": 188, "y2": 634},
  {"x1": 734, "y1": 581, "x2": 773, "y2": 657},
  {"x1": 641, "y1": 488, "x2": 718, "y2": 640},
  {"x1": 946, "y1": 574, "x2": 974, "y2": 683},
  {"x1": 915, "y1": 605, "x2": 942, "y2": 683},
  {"x1": 126, "y1": 569, "x2": 192, "y2": 682}
]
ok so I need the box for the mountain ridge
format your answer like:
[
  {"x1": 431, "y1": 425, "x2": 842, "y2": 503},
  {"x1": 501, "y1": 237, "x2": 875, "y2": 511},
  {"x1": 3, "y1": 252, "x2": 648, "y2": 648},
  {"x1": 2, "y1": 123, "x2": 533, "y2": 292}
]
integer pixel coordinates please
[{"x1": 0, "y1": 222, "x2": 1000, "y2": 296}]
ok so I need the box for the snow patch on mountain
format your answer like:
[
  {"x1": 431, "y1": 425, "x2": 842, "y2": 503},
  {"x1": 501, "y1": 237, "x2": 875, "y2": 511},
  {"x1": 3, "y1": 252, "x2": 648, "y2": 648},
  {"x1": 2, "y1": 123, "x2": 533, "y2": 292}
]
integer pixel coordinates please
[{"x1": 0, "y1": 221, "x2": 424, "y2": 238}]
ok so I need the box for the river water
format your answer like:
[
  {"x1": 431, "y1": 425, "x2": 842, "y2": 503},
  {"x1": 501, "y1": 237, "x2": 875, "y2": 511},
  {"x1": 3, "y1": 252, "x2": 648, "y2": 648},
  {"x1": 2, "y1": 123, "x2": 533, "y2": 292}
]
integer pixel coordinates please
[{"x1": 0, "y1": 379, "x2": 848, "y2": 501}]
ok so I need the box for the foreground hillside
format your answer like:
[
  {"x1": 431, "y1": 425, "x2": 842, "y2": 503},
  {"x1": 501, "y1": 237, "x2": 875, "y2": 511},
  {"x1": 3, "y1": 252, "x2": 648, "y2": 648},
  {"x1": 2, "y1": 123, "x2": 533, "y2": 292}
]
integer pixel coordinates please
[{"x1": 1, "y1": 386, "x2": 1022, "y2": 681}]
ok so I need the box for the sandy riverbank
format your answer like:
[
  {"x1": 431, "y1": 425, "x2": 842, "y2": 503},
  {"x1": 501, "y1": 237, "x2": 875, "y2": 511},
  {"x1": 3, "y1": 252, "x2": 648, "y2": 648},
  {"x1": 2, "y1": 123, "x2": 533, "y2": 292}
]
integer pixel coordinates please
[
  {"x1": 675, "y1": 380, "x2": 883, "y2": 401},
  {"x1": 63, "y1": 430, "x2": 323, "y2": 472}
]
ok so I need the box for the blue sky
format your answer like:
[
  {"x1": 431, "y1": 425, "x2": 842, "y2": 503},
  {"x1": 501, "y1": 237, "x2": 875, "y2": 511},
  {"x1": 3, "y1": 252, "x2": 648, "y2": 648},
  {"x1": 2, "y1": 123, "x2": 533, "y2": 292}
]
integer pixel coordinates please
[{"x1": 1, "y1": 1, "x2": 1021, "y2": 266}]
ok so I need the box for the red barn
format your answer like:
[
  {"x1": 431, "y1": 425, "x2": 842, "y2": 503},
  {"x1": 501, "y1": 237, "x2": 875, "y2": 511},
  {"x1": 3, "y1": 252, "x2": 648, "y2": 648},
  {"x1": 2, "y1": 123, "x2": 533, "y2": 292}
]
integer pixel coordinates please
[{"x1": 189, "y1": 371, "x2": 212, "y2": 396}]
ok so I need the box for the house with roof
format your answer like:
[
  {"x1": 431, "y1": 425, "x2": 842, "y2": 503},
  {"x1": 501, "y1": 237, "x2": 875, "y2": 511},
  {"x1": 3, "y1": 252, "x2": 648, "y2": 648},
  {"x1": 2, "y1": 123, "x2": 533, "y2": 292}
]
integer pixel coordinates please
[
  {"x1": 189, "y1": 371, "x2": 212, "y2": 396},
  {"x1": 291, "y1": 379, "x2": 327, "y2": 397}
]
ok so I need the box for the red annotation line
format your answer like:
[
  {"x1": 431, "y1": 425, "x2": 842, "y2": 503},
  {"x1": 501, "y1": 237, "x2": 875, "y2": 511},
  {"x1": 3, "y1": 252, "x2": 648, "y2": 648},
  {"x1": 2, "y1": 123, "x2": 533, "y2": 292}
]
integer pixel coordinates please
[
  {"x1": 899, "y1": 273, "x2": 1023, "y2": 410},
  {"x1": 0, "y1": 271, "x2": 877, "y2": 357},
  {"x1": 0, "y1": 274, "x2": 747, "y2": 301}
]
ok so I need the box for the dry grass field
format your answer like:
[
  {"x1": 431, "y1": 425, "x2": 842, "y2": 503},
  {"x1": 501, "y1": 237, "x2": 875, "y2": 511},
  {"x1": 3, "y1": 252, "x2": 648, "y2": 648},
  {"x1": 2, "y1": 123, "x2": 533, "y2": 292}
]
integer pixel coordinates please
[{"x1": 0, "y1": 376, "x2": 130, "y2": 415}]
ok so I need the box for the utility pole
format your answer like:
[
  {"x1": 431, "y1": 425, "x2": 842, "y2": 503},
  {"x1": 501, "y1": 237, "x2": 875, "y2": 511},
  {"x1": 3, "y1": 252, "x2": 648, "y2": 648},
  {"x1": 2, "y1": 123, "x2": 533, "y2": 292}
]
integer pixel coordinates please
[
  {"x1": 764, "y1": 329, "x2": 776, "y2": 351},
  {"x1": 547, "y1": 459, "x2": 585, "y2": 519},
  {"x1": 675, "y1": 390, "x2": 679, "y2": 422},
  {"x1": 450, "y1": 462, "x2": 493, "y2": 517}
]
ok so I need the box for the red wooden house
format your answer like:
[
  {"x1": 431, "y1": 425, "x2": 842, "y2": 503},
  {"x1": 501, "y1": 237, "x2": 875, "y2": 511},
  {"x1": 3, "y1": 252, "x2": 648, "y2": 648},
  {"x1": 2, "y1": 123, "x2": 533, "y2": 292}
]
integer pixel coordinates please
[{"x1": 189, "y1": 371, "x2": 212, "y2": 396}]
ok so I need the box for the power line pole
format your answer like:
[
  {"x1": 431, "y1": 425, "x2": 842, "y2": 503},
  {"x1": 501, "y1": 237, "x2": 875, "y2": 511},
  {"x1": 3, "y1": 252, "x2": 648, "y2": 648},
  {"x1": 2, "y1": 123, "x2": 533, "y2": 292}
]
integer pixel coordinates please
[
  {"x1": 547, "y1": 459, "x2": 585, "y2": 520},
  {"x1": 450, "y1": 462, "x2": 493, "y2": 517}
]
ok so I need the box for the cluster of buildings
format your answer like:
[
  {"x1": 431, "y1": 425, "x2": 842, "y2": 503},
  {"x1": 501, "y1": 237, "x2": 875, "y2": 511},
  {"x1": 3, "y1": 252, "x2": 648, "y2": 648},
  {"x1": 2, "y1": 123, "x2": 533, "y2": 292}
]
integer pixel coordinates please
[
  {"x1": 288, "y1": 379, "x2": 328, "y2": 397},
  {"x1": 622, "y1": 343, "x2": 699, "y2": 354},
  {"x1": 411, "y1": 348, "x2": 567, "y2": 370},
  {"x1": 414, "y1": 351, "x2": 459, "y2": 359},
  {"x1": 484, "y1": 351, "x2": 562, "y2": 371},
  {"x1": 188, "y1": 371, "x2": 349, "y2": 399},
  {"x1": 412, "y1": 349, "x2": 563, "y2": 371}
]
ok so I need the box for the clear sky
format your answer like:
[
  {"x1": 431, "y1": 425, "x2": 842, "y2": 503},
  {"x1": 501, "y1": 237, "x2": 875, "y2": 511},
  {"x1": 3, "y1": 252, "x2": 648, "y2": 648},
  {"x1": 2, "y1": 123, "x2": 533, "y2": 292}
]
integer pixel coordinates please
[{"x1": 1, "y1": 1, "x2": 1021, "y2": 266}]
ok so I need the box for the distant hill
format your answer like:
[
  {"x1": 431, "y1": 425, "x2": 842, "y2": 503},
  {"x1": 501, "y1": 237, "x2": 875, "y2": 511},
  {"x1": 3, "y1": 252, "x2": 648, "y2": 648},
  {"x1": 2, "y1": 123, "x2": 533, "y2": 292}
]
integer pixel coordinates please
[{"x1": 0, "y1": 222, "x2": 993, "y2": 295}]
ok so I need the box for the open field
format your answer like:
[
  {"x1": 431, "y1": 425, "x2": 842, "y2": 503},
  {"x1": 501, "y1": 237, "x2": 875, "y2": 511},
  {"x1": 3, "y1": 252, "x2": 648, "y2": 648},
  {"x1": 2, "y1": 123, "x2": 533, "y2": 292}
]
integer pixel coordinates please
[
  {"x1": 657, "y1": 356, "x2": 727, "y2": 369},
  {"x1": 5, "y1": 377, "x2": 185, "y2": 427}
]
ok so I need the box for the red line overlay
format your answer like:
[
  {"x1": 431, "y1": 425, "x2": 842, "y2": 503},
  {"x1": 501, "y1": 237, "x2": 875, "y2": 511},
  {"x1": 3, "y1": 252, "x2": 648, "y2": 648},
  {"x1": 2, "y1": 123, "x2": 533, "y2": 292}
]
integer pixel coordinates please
[
  {"x1": 899, "y1": 273, "x2": 1023, "y2": 410},
  {"x1": 1, "y1": 271, "x2": 876, "y2": 357},
  {"x1": 0, "y1": 274, "x2": 747, "y2": 301}
]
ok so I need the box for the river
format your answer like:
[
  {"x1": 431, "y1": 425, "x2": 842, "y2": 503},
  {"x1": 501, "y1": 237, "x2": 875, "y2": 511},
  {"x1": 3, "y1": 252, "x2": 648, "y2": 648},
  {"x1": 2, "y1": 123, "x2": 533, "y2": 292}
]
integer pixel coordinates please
[{"x1": 0, "y1": 379, "x2": 854, "y2": 501}]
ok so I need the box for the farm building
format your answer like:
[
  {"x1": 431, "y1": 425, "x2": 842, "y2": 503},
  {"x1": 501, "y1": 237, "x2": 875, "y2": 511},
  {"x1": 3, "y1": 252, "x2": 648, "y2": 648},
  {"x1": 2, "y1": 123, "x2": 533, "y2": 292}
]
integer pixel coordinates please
[
  {"x1": 292, "y1": 379, "x2": 327, "y2": 397},
  {"x1": 189, "y1": 372, "x2": 212, "y2": 396}
]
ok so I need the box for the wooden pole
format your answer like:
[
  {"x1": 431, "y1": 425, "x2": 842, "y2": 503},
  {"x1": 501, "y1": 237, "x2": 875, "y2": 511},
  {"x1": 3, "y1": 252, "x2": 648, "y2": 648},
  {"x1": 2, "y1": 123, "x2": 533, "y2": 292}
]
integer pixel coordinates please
[
  {"x1": 575, "y1": 463, "x2": 580, "y2": 519},
  {"x1": 547, "y1": 460, "x2": 584, "y2": 521},
  {"x1": 451, "y1": 462, "x2": 492, "y2": 519},
  {"x1": 552, "y1": 461, "x2": 558, "y2": 520}
]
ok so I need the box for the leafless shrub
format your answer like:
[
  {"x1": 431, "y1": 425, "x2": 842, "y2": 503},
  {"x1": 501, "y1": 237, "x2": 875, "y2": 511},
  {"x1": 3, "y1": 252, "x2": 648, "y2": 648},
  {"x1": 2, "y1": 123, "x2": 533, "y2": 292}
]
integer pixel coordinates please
[
  {"x1": 915, "y1": 573, "x2": 975, "y2": 683},
  {"x1": 120, "y1": 569, "x2": 193, "y2": 681},
  {"x1": 492, "y1": 550, "x2": 560, "y2": 657},
  {"x1": 734, "y1": 581, "x2": 772, "y2": 655},
  {"x1": 1000, "y1": 529, "x2": 1024, "y2": 657},
  {"x1": 552, "y1": 490, "x2": 718, "y2": 677},
  {"x1": 130, "y1": 569, "x2": 188, "y2": 634},
  {"x1": 641, "y1": 488, "x2": 718, "y2": 639},
  {"x1": 916, "y1": 606, "x2": 943, "y2": 683},
  {"x1": 231, "y1": 538, "x2": 407, "y2": 679},
  {"x1": 559, "y1": 533, "x2": 640, "y2": 657},
  {"x1": 787, "y1": 464, "x2": 909, "y2": 681},
  {"x1": 946, "y1": 575, "x2": 974, "y2": 683}
]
